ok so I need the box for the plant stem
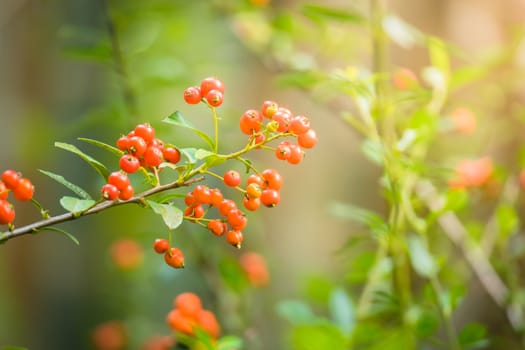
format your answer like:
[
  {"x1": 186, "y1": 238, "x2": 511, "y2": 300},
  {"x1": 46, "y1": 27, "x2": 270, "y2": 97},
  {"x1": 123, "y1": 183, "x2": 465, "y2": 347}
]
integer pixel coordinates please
[
  {"x1": 0, "y1": 176, "x2": 204, "y2": 243},
  {"x1": 102, "y1": 0, "x2": 138, "y2": 118}
]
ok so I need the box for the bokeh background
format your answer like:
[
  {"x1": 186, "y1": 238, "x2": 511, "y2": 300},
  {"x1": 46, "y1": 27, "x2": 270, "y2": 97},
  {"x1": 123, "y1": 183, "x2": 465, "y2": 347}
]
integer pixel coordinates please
[{"x1": 1, "y1": 0, "x2": 525, "y2": 349}]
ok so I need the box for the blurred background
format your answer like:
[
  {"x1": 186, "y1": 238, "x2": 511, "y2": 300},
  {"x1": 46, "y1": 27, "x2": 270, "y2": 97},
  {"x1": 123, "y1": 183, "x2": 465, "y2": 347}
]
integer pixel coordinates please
[{"x1": 1, "y1": 0, "x2": 525, "y2": 349}]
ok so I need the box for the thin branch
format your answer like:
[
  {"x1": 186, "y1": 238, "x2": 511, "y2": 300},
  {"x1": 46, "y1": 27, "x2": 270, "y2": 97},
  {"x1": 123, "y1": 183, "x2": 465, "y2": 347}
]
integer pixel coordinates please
[
  {"x1": 102, "y1": 0, "x2": 138, "y2": 117},
  {"x1": 0, "y1": 176, "x2": 204, "y2": 243}
]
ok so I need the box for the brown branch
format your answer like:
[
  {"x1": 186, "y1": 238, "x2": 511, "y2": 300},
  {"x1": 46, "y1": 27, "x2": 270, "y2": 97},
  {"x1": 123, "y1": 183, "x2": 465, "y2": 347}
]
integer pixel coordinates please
[{"x1": 0, "y1": 176, "x2": 204, "y2": 243}]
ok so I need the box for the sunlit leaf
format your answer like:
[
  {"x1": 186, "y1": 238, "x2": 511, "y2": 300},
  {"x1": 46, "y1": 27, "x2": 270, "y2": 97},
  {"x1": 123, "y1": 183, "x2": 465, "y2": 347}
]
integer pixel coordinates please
[
  {"x1": 459, "y1": 323, "x2": 490, "y2": 350},
  {"x1": 329, "y1": 288, "x2": 354, "y2": 335},
  {"x1": 407, "y1": 234, "x2": 437, "y2": 278},
  {"x1": 383, "y1": 15, "x2": 424, "y2": 49},
  {"x1": 290, "y1": 322, "x2": 347, "y2": 350},
  {"x1": 302, "y1": 4, "x2": 365, "y2": 23},
  {"x1": 496, "y1": 204, "x2": 519, "y2": 238},
  {"x1": 78, "y1": 137, "x2": 123, "y2": 157},
  {"x1": 55, "y1": 142, "x2": 109, "y2": 180},
  {"x1": 276, "y1": 300, "x2": 317, "y2": 325},
  {"x1": 59, "y1": 196, "x2": 96, "y2": 214},
  {"x1": 39, "y1": 169, "x2": 93, "y2": 200},
  {"x1": 147, "y1": 200, "x2": 183, "y2": 230},
  {"x1": 163, "y1": 111, "x2": 215, "y2": 150},
  {"x1": 427, "y1": 36, "x2": 450, "y2": 76},
  {"x1": 217, "y1": 336, "x2": 244, "y2": 350}
]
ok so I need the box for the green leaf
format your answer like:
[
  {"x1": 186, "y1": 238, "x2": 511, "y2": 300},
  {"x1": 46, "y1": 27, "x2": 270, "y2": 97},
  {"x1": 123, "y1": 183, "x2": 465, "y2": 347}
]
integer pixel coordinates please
[
  {"x1": 383, "y1": 15, "x2": 424, "y2": 49},
  {"x1": 496, "y1": 204, "x2": 519, "y2": 238},
  {"x1": 78, "y1": 137, "x2": 123, "y2": 157},
  {"x1": 55, "y1": 142, "x2": 109, "y2": 180},
  {"x1": 459, "y1": 323, "x2": 490, "y2": 349},
  {"x1": 427, "y1": 36, "x2": 450, "y2": 76},
  {"x1": 329, "y1": 288, "x2": 354, "y2": 334},
  {"x1": 219, "y1": 256, "x2": 247, "y2": 292},
  {"x1": 217, "y1": 336, "x2": 244, "y2": 350},
  {"x1": 290, "y1": 322, "x2": 347, "y2": 350},
  {"x1": 329, "y1": 201, "x2": 389, "y2": 238},
  {"x1": 407, "y1": 234, "x2": 437, "y2": 278},
  {"x1": 147, "y1": 200, "x2": 183, "y2": 230},
  {"x1": 38, "y1": 169, "x2": 93, "y2": 200},
  {"x1": 195, "y1": 149, "x2": 226, "y2": 167},
  {"x1": 277, "y1": 70, "x2": 325, "y2": 89},
  {"x1": 40, "y1": 226, "x2": 80, "y2": 245},
  {"x1": 1, "y1": 346, "x2": 30, "y2": 350},
  {"x1": 276, "y1": 300, "x2": 317, "y2": 325},
  {"x1": 163, "y1": 111, "x2": 215, "y2": 150},
  {"x1": 361, "y1": 138, "x2": 384, "y2": 166},
  {"x1": 302, "y1": 4, "x2": 365, "y2": 23},
  {"x1": 59, "y1": 196, "x2": 96, "y2": 214},
  {"x1": 180, "y1": 147, "x2": 198, "y2": 164}
]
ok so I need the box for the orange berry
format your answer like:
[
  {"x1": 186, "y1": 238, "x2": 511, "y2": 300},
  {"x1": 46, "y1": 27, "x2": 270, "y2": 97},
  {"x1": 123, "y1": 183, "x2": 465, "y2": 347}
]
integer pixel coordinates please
[
  {"x1": 240, "y1": 252, "x2": 270, "y2": 287},
  {"x1": 449, "y1": 107, "x2": 476, "y2": 135},
  {"x1": 164, "y1": 248, "x2": 185, "y2": 269},
  {"x1": 196, "y1": 309, "x2": 220, "y2": 339},
  {"x1": 110, "y1": 239, "x2": 144, "y2": 271},
  {"x1": 392, "y1": 67, "x2": 418, "y2": 90},
  {"x1": 92, "y1": 320, "x2": 127, "y2": 350},
  {"x1": 174, "y1": 292, "x2": 203, "y2": 319},
  {"x1": 166, "y1": 309, "x2": 196, "y2": 335}
]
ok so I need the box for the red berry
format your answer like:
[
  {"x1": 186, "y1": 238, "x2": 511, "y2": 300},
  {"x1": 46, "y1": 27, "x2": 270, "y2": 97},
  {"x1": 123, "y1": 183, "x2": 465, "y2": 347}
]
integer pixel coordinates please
[
  {"x1": 227, "y1": 209, "x2": 247, "y2": 231},
  {"x1": 13, "y1": 178, "x2": 34, "y2": 201},
  {"x1": 223, "y1": 170, "x2": 241, "y2": 187},
  {"x1": 261, "y1": 100, "x2": 279, "y2": 119},
  {"x1": 166, "y1": 309, "x2": 196, "y2": 335},
  {"x1": 119, "y1": 154, "x2": 141, "y2": 173},
  {"x1": 0, "y1": 200, "x2": 15, "y2": 224},
  {"x1": 0, "y1": 181, "x2": 8, "y2": 200},
  {"x1": 184, "y1": 192, "x2": 197, "y2": 207},
  {"x1": 247, "y1": 174, "x2": 265, "y2": 188},
  {"x1": 129, "y1": 136, "x2": 148, "y2": 157},
  {"x1": 101, "y1": 183, "x2": 119, "y2": 200},
  {"x1": 271, "y1": 110, "x2": 291, "y2": 132},
  {"x1": 164, "y1": 247, "x2": 185, "y2": 268},
  {"x1": 196, "y1": 309, "x2": 220, "y2": 339},
  {"x1": 262, "y1": 169, "x2": 283, "y2": 190},
  {"x1": 200, "y1": 77, "x2": 225, "y2": 96},
  {"x1": 287, "y1": 144, "x2": 304, "y2": 164},
  {"x1": 206, "y1": 89, "x2": 224, "y2": 107},
  {"x1": 163, "y1": 147, "x2": 181, "y2": 164},
  {"x1": 225, "y1": 230, "x2": 244, "y2": 248},
  {"x1": 116, "y1": 135, "x2": 131, "y2": 150},
  {"x1": 243, "y1": 196, "x2": 260, "y2": 211},
  {"x1": 246, "y1": 183, "x2": 262, "y2": 199},
  {"x1": 153, "y1": 238, "x2": 169, "y2": 254},
  {"x1": 208, "y1": 219, "x2": 226, "y2": 236},
  {"x1": 297, "y1": 129, "x2": 318, "y2": 149},
  {"x1": 108, "y1": 172, "x2": 130, "y2": 191},
  {"x1": 260, "y1": 189, "x2": 280, "y2": 207},
  {"x1": 209, "y1": 188, "x2": 224, "y2": 207},
  {"x1": 218, "y1": 199, "x2": 237, "y2": 217},
  {"x1": 134, "y1": 123, "x2": 155, "y2": 144},
  {"x1": 143, "y1": 146, "x2": 164, "y2": 167},
  {"x1": 118, "y1": 184, "x2": 134, "y2": 200},
  {"x1": 275, "y1": 142, "x2": 291, "y2": 161},
  {"x1": 184, "y1": 86, "x2": 202, "y2": 104},
  {"x1": 184, "y1": 204, "x2": 205, "y2": 219},
  {"x1": 2, "y1": 170, "x2": 20, "y2": 190},
  {"x1": 193, "y1": 185, "x2": 212, "y2": 204},
  {"x1": 239, "y1": 109, "x2": 262, "y2": 135},
  {"x1": 289, "y1": 115, "x2": 310, "y2": 135},
  {"x1": 174, "y1": 292, "x2": 203, "y2": 319}
]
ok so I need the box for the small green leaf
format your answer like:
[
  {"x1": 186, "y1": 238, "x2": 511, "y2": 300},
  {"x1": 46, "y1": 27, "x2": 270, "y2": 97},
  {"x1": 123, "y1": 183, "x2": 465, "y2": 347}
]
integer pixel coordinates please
[
  {"x1": 276, "y1": 300, "x2": 317, "y2": 325},
  {"x1": 40, "y1": 226, "x2": 80, "y2": 245},
  {"x1": 407, "y1": 234, "x2": 437, "y2": 278},
  {"x1": 302, "y1": 4, "x2": 365, "y2": 23},
  {"x1": 55, "y1": 142, "x2": 109, "y2": 179},
  {"x1": 59, "y1": 196, "x2": 96, "y2": 214},
  {"x1": 147, "y1": 200, "x2": 183, "y2": 230},
  {"x1": 290, "y1": 322, "x2": 347, "y2": 350},
  {"x1": 329, "y1": 201, "x2": 389, "y2": 238},
  {"x1": 78, "y1": 137, "x2": 123, "y2": 157},
  {"x1": 217, "y1": 336, "x2": 244, "y2": 350},
  {"x1": 459, "y1": 323, "x2": 490, "y2": 350},
  {"x1": 329, "y1": 288, "x2": 354, "y2": 334},
  {"x1": 277, "y1": 70, "x2": 325, "y2": 89},
  {"x1": 163, "y1": 111, "x2": 215, "y2": 150},
  {"x1": 180, "y1": 147, "x2": 198, "y2": 164},
  {"x1": 39, "y1": 169, "x2": 93, "y2": 200},
  {"x1": 195, "y1": 149, "x2": 215, "y2": 160}
]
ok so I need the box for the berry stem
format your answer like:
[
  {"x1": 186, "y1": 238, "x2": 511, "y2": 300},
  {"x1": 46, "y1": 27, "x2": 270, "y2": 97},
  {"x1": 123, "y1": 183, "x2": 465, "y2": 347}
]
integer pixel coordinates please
[{"x1": 0, "y1": 176, "x2": 205, "y2": 243}]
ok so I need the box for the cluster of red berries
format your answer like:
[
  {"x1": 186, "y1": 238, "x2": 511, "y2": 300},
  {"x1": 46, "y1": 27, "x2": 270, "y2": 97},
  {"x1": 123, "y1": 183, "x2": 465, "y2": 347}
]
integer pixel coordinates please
[
  {"x1": 240, "y1": 100, "x2": 318, "y2": 164},
  {"x1": 183, "y1": 77, "x2": 225, "y2": 107},
  {"x1": 101, "y1": 123, "x2": 181, "y2": 201},
  {"x1": 153, "y1": 238, "x2": 185, "y2": 269},
  {"x1": 0, "y1": 170, "x2": 34, "y2": 225},
  {"x1": 166, "y1": 292, "x2": 220, "y2": 340}
]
